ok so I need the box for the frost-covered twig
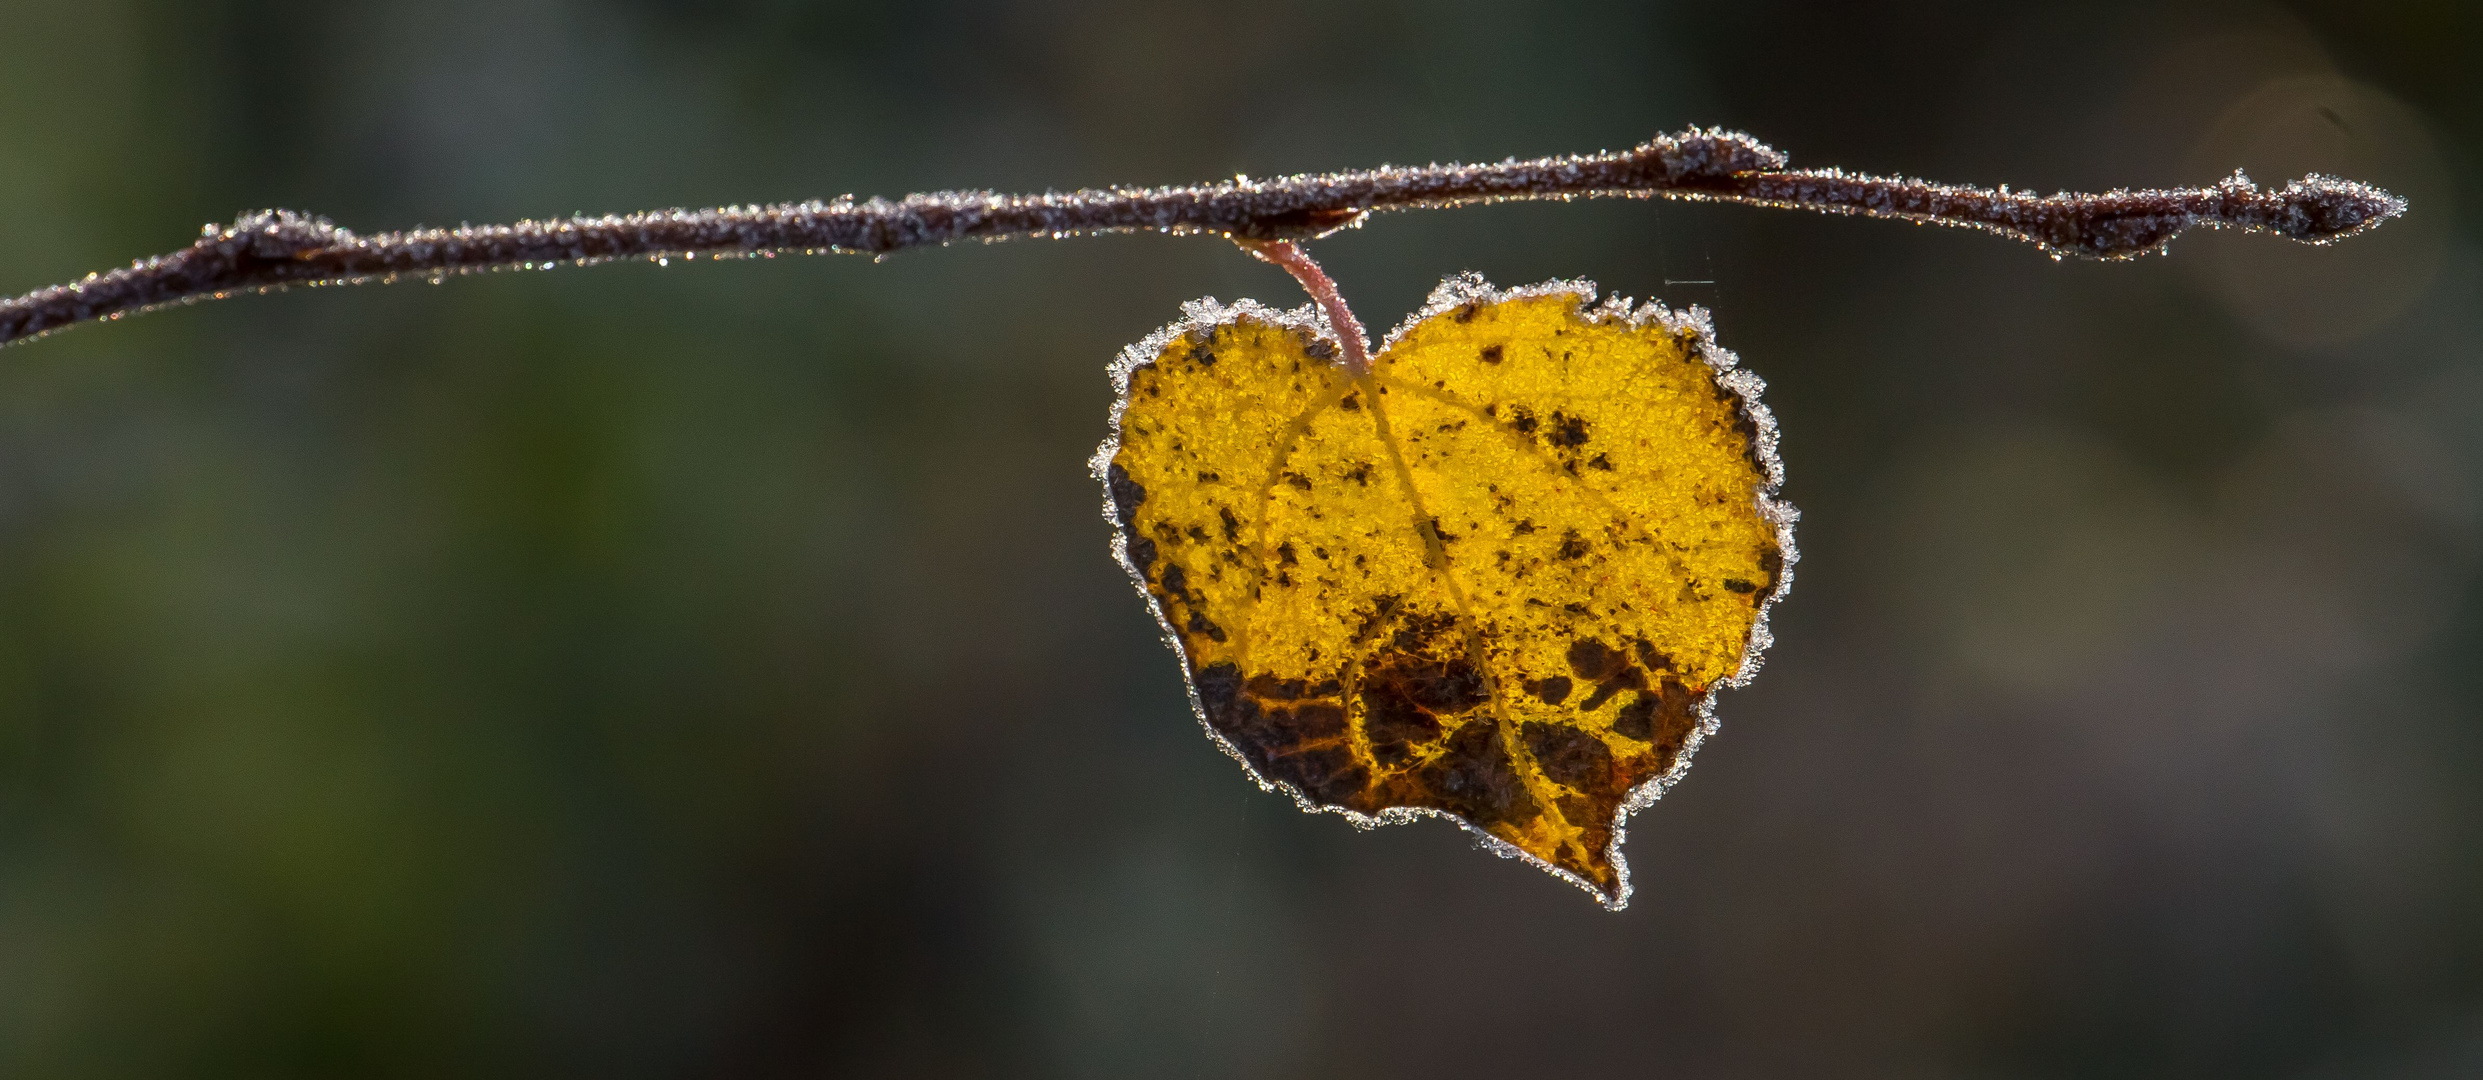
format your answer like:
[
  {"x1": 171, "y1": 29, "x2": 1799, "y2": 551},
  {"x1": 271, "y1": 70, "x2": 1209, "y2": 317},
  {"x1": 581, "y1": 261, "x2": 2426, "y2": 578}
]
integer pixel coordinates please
[{"x1": 0, "y1": 127, "x2": 2404, "y2": 347}]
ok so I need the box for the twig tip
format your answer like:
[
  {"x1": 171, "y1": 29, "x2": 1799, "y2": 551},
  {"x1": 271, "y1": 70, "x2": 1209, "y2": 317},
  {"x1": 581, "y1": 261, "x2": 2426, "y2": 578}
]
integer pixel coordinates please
[{"x1": 2277, "y1": 173, "x2": 2408, "y2": 242}]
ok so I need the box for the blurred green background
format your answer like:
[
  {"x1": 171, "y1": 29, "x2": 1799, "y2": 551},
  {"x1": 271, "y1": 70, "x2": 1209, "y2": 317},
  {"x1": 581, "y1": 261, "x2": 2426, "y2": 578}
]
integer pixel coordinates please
[{"x1": 2, "y1": 1, "x2": 2477, "y2": 1076}]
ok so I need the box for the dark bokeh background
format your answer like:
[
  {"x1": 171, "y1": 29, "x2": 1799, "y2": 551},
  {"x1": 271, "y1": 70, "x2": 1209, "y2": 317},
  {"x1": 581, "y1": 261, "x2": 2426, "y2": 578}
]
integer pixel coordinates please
[{"x1": 2, "y1": 1, "x2": 2477, "y2": 1076}]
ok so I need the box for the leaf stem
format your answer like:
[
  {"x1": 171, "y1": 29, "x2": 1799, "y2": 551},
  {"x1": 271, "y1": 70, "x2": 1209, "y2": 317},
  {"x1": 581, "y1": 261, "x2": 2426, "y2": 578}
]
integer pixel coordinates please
[
  {"x1": 1235, "y1": 240, "x2": 1372, "y2": 375},
  {"x1": 1, "y1": 128, "x2": 2406, "y2": 348}
]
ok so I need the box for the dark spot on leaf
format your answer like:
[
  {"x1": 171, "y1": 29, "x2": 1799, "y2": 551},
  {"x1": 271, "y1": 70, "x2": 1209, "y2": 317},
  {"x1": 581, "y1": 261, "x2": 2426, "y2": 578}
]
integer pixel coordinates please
[
  {"x1": 1480, "y1": 344, "x2": 1503, "y2": 364},
  {"x1": 1576, "y1": 666, "x2": 1646, "y2": 712},
  {"x1": 1105, "y1": 463, "x2": 1146, "y2": 525},
  {"x1": 1760, "y1": 547, "x2": 1784, "y2": 588},
  {"x1": 1413, "y1": 719, "x2": 1536, "y2": 827},
  {"x1": 1246, "y1": 674, "x2": 1309, "y2": 700},
  {"x1": 1362, "y1": 684, "x2": 1441, "y2": 767},
  {"x1": 1285, "y1": 472, "x2": 1313, "y2": 492},
  {"x1": 1358, "y1": 650, "x2": 1493, "y2": 766},
  {"x1": 1547, "y1": 411, "x2": 1590, "y2": 448},
  {"x1": 1611, "y1": 678, "x2": 1703, "y2": 768},
  {"x1": 1220, "y1": 506, "x2": 1242, "y2": 542},
  {"x1": 1587, "y1": 453, "x2": 1613, "y2": 471},
  {"x1": 1344, "y1": 462, "x2": 1372, "y2": 485},
  {"x1": 1196, "y1": 470, "x2": 1220, "y2": 482},
  {"x1": 1159, "y1": 562, "x2": 1189, "y2": 601},
  {"x1": 1613, "y1": 695, "x2": 1657, "y2": 741},
  {"x1": 1512, "y1": 519, "x2": 1537, "y2": 535},
  {"x1": 1723, "y1": 578, "x2": 1757, "y2": 594},
  {"x1": 1556, "y1": 530, "x2": 1589, "y2": 560},
  {"x1": 1195, "y1": 662, "x2": 1246, "y2": 726},
  {"x1": 1186, "y1": 610, "x2": 1227, "y2": 643},
  {"x1": 1453, "y1": 303, "x2": 1477, "y2": 323},
  {"x1": 1527, "y1": 675, "x2": 1573, "y2": 705},
  {"x1": 1277, "y1": 543, "x2": 1298, "y2": 566},
  {"x1": 1340, "y1": 393, "x2": 1361, "y2": 411},
  {"x1": 1405, "y1": 660, "x2": 1488, "y2": 713},
  {"x1": 1567, "y1": 638, "x2": 1625, "y2": 681},
  {"x1": 1125, "y1": 536, "x2": 1157, "y2": 574},
  {"x1": 1193, "y1": 349, "x2": 1217, "y2": 368},
  {"x1": 1508, "y1": 406, "x2": 1538, "y2": 436},
  {"x1": 1271, "y1": 742, "x2": 1363, "y2": 803},
  {"x1": 1523, "y1": 722, "x2": 1614, "y2": 791},
  {"x1": 1304, "y1": 338, "x2": 1337, "y2": 361},
  {"x1": 1198, "y1": 662, "x2": 1366, "y2": 804},
  {"x1": 1187, "y1": 525, "x2": 1211, "y2": 544}
]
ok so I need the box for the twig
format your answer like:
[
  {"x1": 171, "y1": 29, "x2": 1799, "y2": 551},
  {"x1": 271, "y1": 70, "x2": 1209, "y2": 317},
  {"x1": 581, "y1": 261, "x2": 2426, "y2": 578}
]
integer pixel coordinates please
[{"x1": 1, "y1": 127, "x2": 2405, "y2": 348}]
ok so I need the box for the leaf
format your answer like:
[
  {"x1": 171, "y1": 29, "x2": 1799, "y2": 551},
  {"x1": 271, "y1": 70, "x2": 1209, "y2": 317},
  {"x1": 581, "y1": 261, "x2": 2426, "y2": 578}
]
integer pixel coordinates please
[{"x1": 1093, "y1": 274, "x2": 1795, "y2": 908}]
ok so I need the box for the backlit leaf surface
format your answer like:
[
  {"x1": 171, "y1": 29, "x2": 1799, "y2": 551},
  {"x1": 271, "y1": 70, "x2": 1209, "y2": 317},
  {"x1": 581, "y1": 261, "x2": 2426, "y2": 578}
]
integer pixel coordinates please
[{"x1": 1094, "y1": 275, "x2": 1794, "y2": 908}]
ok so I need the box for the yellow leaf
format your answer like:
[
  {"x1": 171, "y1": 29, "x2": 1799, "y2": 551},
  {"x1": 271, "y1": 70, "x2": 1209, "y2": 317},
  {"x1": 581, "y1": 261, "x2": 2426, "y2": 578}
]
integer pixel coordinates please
[{"x1": 1094, "y1": 274, "x2": 1794, "y2": 908}]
